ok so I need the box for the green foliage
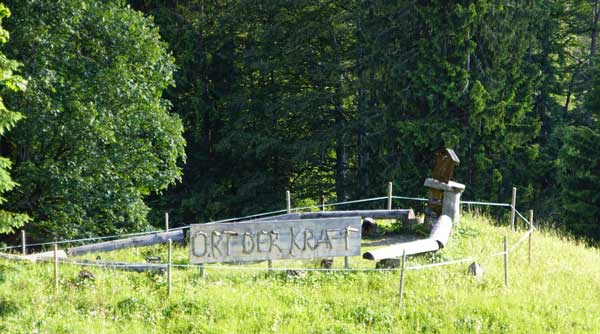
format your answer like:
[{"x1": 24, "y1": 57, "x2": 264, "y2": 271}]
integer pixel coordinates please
[
  {"x1": 557, "y1": 53, "x2": 600, "y2": 239},
  {"x1": 156, "y1": 1, "x2": 596, "y2": 242},
  {"x1": 0, "y1": 0, "x2": 594, "y2": 242},
  {"x1": 0, "y1": 3, "x2": 29, "y2": 234},
  {"x1": 559, "y1": 125, "x2": 600, "y2": 238},
  {"x1": 367, "y1": 1, "x2": 541, "y2": 203},
  {"x1": 131, "y1": 1, "x2": 549, "y2": 227},
  {"x1": 132, "y1": 0, "x2": 357, "y2": 224},
  {"x1": 2, "y1": 0, "x2": 185, "y2": 239}
]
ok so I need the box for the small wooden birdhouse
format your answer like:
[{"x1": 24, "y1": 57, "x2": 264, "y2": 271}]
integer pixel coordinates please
[{"x1": 432, "y1": 148, "x2": 460, "y2": 183}]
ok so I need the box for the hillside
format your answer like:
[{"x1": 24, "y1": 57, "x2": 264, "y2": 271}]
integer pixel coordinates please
[{"x1": 0, "y1": 213, "x2": 599, "y2": 333}]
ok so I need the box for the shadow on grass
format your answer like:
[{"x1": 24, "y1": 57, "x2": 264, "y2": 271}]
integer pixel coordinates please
[{"x1": 0, "y1": 300, "x2": 19, "y2": 317}]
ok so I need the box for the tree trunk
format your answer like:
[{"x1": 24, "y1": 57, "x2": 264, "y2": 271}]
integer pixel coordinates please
[
  {"x1": 587, "y1": 1, "x2": 600, "y2": 125},
  {"x1": 564, "y1": 71, "x2": 576, "y2": 113},
  {"x1": 335, "y1": 118, "x2": 347, "y2": 203},
  {"x1": 591, "y1": 2, "x2": 600, "y2": 63},
  {"x1": 331, "y1": 29, "x2": 348, "y2": 203},
  {"x1": 357, "y1": 82, "x2": 370, "y2": 197}
]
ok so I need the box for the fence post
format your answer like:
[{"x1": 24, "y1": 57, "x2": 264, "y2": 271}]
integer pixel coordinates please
[
  {"x1": 503, "y1": 236, "x2": 508, "y2": 288},
  {"x1": 199, "y1": 264, "x2": 205, "y2": 278},
  {"x1": 528, "y1": 210, "x2": 534, "y2": 265},
  {"x1": 53, "y1": 244, "x2": 59, "y2": 291},
  {"x1": 510, "y1": 187, "x2": 517, "y2": 231},
  {"x1": 165, "y1": 212, "x2": 169, "y2": 232},
  {"x1": 21, "y1": 230, "x2": 26, "y2": 255},
  {"x1": 387, "y1": 182, "x2": 393, "y2": 210},
  {"x1": 344, "y1": 187, "x2": 353, "y2": 267},
  {"x1": 271, "y1": 190, "x2": 292, "y2": 271},
  {"x1": 167, "y1": 238, "x2": 172, "y2": 297},
  {"x1": 399, "y1": 249, "x2": 407, "y2": 306}
]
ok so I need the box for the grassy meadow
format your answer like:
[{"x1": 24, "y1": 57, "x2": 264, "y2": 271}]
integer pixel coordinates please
[{"x1": 0, "y1": 212, "x2": 599, "y2": 333}]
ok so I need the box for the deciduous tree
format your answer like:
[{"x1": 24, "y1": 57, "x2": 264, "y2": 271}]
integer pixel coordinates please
[{"x1": 3, "y1": 0, "x2": 185, "y2": 239}]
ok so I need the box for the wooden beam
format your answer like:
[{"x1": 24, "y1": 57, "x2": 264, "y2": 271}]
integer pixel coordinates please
[
  {"x1": 253, "y1": 209, "x2": 415, "y2": 223},
  {"x1": 363, "y1": 214, "x2": 453, "y2": 261},
  {"x1": 76, "y1": 259, "x2": 166, "y2": 273},
  {"x1": 67, "y1": 230, "x2": 185, "y2": 257},
  {"x1": 362, "y1": 239, "x2": 440, "y2": 260},
  {"x1": 0, "y1": 252, "x2": 31, "y2": 262},
  {"x1": 0, "y1": 250, "x2": 68, "y2": 263}
]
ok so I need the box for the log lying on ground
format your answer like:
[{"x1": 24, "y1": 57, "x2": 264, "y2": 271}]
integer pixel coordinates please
[
  {"x1": 0, "y1": 252, "x2": 31, "y2": 262},
  {"x1": 362, "y1": 215, "x2": 453, "y2": 260},
  {"x1": 362, "y1": 239, "x2": 440, "y2": 260},
  {"x1": 75, "y1": 259, "x2": 166, "y2": 273},
  {"x1": 0, "y1": 250, "x2": 68, "y2": 263},
  {"x1": 254, "y1": 209, "x2": 415, "y2": 223},
  {"x1": 27, "y1": 250, "x2": 68, "y2": 263},
  {"x1": 67, "y1": 230, "x2": 184, "y2": 257}
]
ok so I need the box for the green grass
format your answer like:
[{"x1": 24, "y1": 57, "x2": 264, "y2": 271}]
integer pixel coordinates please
[{"x1": 0, "y1": 212, "x2": 599, "y2": 333}]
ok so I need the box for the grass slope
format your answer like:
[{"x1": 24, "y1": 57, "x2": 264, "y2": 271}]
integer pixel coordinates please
[{"x1": 0, "y1": 213, "x2": 599, "y2": 333}]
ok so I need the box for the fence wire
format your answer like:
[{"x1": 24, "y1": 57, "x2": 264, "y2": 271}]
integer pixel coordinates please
[
  {"x1": 0, "y1": 194, "x2": 522, "y2": 264},
  {"x1": 26, "y1": 223, "x2": 533, "y2": 275}
]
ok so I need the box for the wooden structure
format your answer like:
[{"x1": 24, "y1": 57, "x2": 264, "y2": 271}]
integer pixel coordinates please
[
  {"x1": 0, "y1": 249, "x2": 68, "y2": 263},
  {"x1": 68, "y1": 230, "x2": 184, "y2": 256},
  {"x1": 426, "y1": 148, "x2": 460, "y2": 219},
  {"x1": 254, "y1": 209, "x2": 415, "y2": 223},
  {"x1": 363, "y1": 215, "x2": 453, "y2": 260},
  {"x1": 363, "y1": 148, "x2": 465, "y2": 261},
  {"x1": 189, "y1": 217, "x2": 361, "y2": 264}
]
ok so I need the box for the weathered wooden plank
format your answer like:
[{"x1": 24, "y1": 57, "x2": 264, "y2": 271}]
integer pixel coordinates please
[
  {"x1": 189, "y1": 217, "x2": 362, "y2": 264},
  {"x1": 252, "y1": 209, "x2": 415, "y2": 222},
  {"x1": 67, "y1": 230, "x2": 185, "y2": 257}
]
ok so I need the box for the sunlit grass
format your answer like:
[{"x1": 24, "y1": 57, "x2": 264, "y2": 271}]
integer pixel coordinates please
[{"x1": 0, "y1": 212, "x2": 599, "y2": 333}]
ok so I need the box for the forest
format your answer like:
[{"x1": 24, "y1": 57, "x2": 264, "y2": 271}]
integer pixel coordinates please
[{"x1": 0, "y1": 0, "x2": 598, "y2": 244}]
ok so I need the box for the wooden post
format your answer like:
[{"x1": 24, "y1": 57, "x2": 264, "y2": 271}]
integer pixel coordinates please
[
  {"x1": 167, "y1": 239, "x2": 172, "y2": 297},
  {"x1": 387, "y1": 182, "x2": 393, "y2": 210},
  {"x1": 343, "y1": 187, "x2": 349, "y2": 268},
  {"x1": 53, "y1": 244, "x2": 59, "y2": 291},
  {"x1": 399, "y1": 249, "x2": 407, "y2": 306},
  {"x1": 165, "y1": 212, "x2": 169, "y2": 232},
  {"x1": 528, "y1": 210, "x2": 534, "y2": 265},
  {"x1": 199, "y1": 264, "x2": 206, "y2": 278},
  {"x1": 21, "y1": 230, "x2": 26, "y2": 255},
  {"x1": 510, "y1": 187, "x2": 517, "y2": 231},
  {"x1": 273, "y1": 190, "x2": 292, "y2": 271},
  {"x1": 503, "y1": 236, "x2": 508, "y2": 288}
]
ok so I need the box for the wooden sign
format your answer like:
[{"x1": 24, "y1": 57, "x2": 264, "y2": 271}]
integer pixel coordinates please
[{"x1": 189, "y1": 217, "x2": 361, "y2": 264}]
